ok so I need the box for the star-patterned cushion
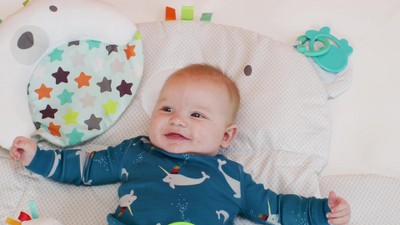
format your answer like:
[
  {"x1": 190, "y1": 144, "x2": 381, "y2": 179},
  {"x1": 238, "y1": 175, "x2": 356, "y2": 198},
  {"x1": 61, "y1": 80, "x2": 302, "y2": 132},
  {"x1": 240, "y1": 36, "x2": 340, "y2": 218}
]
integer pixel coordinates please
[
  {"x1": 28, "y1": 37, "x2": 143, "y2": 147},
  {"x1": 0, "y1": 0, "x2": 138, "y2": 150}
]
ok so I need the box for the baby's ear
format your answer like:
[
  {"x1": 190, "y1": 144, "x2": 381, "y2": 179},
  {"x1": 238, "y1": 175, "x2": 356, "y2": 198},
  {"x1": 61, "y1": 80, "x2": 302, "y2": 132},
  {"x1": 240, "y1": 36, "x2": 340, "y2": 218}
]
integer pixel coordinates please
[{"x1": 220, "y1": 124, "x2": 238, "y2": 149}]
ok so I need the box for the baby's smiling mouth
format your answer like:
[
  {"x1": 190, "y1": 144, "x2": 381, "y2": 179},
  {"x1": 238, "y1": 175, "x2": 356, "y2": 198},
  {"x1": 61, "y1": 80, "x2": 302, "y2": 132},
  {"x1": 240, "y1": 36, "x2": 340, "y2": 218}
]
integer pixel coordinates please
[{"x1": 165, "y1": 133, "x2": 189, "y2": 140}]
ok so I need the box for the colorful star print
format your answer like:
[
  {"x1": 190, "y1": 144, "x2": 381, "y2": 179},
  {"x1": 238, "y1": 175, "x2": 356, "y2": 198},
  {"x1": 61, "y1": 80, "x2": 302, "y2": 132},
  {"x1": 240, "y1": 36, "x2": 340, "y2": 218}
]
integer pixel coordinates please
[
  {"x1": 63, "y1": 109, "x2": 79, "y2": 125},
  {"x1": 40, "y1": 105, "x2": 58, "y2": 119},
  {"x1": 70, "y1": 51, "x2": 86, "y2": 67},
  {"x1": 68, "y1": 40, "x2": 80, "y2": 46},
  {"x1": 106, "y1": 44, "x2": 118, "y2": 55},
  {"x1": 66, "y1": 128, "x2": 85, "y2": 146},
  {"x1": 34, "y1": 84, "x2": 53, "y2": 100},
  {"x1": 57, "y1": 89, "x2": 74, "y2": 105},
  {"x1": 74, "y1": 72, "x2": 92, "y2": 88},
  {"x1": 52, "y1": 67, "x2": 70, "y2": 84},
  {"x1": 102, "y1": 99, "x2": 118, "y2": 115},
  {"x1": 87, "y1": 40, "x2": 100, "y2": 50},
  {"x1": 28, "y1": 37, "x2": 143, "y2": 147},
  {"x1": 80, "y1": 93, "x2": 97, "y2": 108},
  {"x1": 48, "y1": 48, "x2": 64, "y2": 62},
  {"x1": 116, "y1": 80, "x2": 133, "y2": 97},
  {"x1": 92, "y1": 57, "x2": 105, "y2": 72},
  {"x1": 97, "y1": 77, "x2": 112, "y2": 93},
  {"x1": 111, "y1": 60, "x2": 125, "y2": 74},
  {"x1": 124, "y1": 44, "x2": 136, "y2": 60},
  {"x1": 84, "y1": 114, "x2": 102, "y2": 130},
  {"x1": 48, "y1": 122, "x2": 61, "y2": 137}
]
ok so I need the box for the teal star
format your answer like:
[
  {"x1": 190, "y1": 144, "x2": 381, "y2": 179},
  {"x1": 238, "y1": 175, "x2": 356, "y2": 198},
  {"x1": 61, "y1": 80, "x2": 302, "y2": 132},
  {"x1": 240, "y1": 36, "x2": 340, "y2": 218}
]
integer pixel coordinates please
[
  {"x1": 87, "y1": 40, "x2": 101, "y2": 50},
  {"x1": 66, "y1": 128, "x2": 84, "y2": 146},
  {"x1": 48, "y1": 48, "x2": 64, "y2": 62},
  {"x1": 57, "y1": 89, "x2": 74, "y2": 105}
]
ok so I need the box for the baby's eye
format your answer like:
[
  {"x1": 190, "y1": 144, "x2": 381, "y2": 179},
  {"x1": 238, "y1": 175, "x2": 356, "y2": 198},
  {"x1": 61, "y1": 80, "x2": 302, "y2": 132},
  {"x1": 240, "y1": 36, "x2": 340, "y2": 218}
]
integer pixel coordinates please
[
  {"x1": 161, "y1": 106, "x2": 173, "y2": 112},
  {"x1": 191, "y1": 112, "x2": 204, "y2": 118}
]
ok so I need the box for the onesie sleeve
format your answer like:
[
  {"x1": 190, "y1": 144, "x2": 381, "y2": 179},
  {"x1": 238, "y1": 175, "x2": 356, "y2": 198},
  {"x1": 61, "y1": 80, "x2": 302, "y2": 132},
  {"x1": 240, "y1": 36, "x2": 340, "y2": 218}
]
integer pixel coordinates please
[
  {"x1": 26, "y1": 138, "x2": 134, "y2": 186},
  {"x1": 239, "y1": 170, "x2": 331, "y2": 225}
]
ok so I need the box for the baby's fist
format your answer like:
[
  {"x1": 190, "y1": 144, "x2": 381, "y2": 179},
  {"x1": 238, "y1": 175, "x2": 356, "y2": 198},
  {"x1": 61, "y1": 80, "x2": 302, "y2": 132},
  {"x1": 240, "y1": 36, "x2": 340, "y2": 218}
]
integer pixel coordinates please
[
  {"x1": 327, "y1": 191, "x2": 351, "y2": 225},
  {"x1": 9, "y1": 136, "x2": 37, "y2": 166}
]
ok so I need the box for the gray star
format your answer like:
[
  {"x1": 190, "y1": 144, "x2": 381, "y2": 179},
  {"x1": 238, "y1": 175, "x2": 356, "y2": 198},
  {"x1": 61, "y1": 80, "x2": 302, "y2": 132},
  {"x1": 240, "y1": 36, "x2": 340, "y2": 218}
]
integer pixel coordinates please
[
  {"x1": 97, "y1": 77, "x2": 112, "y2": 93},
  {"x1": 106, "y1": 44, "x2": 118, "y2": 55},
  {"x1": 84, "y1": 114, "x2": 102, "y2": 130}
]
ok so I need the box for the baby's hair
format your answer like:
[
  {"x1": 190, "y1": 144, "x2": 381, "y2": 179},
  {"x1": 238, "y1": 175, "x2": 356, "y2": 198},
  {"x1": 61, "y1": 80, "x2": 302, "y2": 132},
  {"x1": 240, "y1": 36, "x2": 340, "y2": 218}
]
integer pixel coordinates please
[{"x1": 168, "y1": 64, "x2": 241, "y2": 121}]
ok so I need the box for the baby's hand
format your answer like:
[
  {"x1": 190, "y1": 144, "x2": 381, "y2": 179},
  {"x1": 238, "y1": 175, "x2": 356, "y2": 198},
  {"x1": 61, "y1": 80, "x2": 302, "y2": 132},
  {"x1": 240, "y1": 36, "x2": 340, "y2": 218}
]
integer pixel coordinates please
[
  {"x1": 9, "y1": 136, "x2": 37, "y2": 166},
  {"x1": 327, "y1": 191, "x2": 351, "y2": 225}
]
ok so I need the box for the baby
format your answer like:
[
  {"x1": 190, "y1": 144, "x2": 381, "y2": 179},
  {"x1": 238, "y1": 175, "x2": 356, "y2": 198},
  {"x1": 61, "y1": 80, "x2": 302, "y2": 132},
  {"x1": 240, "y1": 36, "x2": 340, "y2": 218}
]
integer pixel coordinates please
[{"x1": 10, "y1": 64, "x2": 351, "y2": 225}]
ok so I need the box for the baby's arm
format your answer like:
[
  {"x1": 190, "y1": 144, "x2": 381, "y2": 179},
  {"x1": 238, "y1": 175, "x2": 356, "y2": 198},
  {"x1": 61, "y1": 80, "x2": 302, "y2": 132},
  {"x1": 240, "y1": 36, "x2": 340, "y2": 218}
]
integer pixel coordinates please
[
  {"x1": 327, "y1": 191, "x2": 351, "y2": 225},
  {"x1": 10, "y1": 135, "x2": 137, "y2": 186},
  {"x1": 9, "y1": 136, "x2": 37, "y2": 166}
]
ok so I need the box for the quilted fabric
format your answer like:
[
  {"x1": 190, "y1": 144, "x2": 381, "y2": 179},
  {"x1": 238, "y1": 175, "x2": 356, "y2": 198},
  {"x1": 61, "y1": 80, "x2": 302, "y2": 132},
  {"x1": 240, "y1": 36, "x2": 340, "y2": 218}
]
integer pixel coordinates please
[{"x1": 320, "y1": 174, "x2": 400, "y2": 225}]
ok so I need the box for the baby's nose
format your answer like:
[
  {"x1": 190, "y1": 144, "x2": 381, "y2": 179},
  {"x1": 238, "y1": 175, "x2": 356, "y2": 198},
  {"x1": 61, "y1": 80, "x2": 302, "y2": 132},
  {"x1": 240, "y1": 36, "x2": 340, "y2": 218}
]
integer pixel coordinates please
[{"x1": 169, "y1": 115, "x2": 187, "y2": 127}]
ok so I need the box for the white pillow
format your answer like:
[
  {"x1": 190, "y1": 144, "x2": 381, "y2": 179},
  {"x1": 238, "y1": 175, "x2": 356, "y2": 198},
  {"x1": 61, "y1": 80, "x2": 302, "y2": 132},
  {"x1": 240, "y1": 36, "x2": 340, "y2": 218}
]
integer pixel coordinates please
[
  {"x1": 88, "y1": 21, "x2": 352, "y2": 198},
  {"x1": 0, "y1": 0, "x2": 136, "y2": 149}
]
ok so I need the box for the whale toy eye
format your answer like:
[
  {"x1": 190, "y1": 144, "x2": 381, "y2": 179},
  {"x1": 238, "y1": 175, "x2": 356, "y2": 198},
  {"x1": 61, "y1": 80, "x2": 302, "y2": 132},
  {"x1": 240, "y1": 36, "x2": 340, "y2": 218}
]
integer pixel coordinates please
[{"x1": 11, "y1": 26, "x2": 49, "y2": 65}]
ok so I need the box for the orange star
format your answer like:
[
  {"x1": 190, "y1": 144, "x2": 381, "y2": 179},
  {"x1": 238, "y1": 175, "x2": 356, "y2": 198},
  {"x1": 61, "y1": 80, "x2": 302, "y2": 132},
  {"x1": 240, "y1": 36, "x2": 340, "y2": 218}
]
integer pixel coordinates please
[
  {"x1": 34, "y1": 83, "x2": 53, "y2": 100},
  {"x1": 48, "y1": 122, "x2": 61, "y2": 137},
  {"x1": 74, "y1": 72, "x2": 92, "y2": 88},
  {"x1": 124, "y1": 44, "x2": 136, "y2": 60}
]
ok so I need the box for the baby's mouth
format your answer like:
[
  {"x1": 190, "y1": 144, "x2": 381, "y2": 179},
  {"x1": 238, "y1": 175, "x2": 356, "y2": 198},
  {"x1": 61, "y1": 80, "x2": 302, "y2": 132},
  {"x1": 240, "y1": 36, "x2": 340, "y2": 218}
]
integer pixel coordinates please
[{"x1": 165, "y1": 133, "x2": 189, "y2": 140}]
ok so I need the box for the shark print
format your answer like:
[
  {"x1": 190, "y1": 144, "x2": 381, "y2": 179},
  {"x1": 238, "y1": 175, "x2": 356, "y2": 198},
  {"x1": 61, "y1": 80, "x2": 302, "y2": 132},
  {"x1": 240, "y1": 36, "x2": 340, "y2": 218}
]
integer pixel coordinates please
[
  {"x1": 265, "y1": 200, "x2": 281, "y2": 225},
  {"x1": 117, "y1": 190, "x2": 137, "y2": 217},
  {"x1": 121, "y1": 168, "x2": 129, "y2": 181},
  {"x1": 217, "y1": 159, "x2": 241, "y2": 198},
  {"x1": 47, "y1": 150, "x2": 61, "y2": 177},
  {"x1": 259, "y1": 200, "x2": 281, "y2": 225},
  {"x1": 159, "y1": 166, "x2": 210, "y2": 189},
  {"x1": 216, "y1": 210, "x2": 229, "y2": 224},
  {"x1": 76, "y1": 150, "x2": 92, "y2": 185}
]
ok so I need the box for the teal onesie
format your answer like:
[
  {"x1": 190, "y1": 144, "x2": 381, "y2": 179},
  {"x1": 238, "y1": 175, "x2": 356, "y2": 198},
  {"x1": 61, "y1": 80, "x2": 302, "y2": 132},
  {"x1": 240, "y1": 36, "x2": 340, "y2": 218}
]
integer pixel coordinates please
[{"x1": 27, "y1": 136, "x2": 330, "y2": 225}]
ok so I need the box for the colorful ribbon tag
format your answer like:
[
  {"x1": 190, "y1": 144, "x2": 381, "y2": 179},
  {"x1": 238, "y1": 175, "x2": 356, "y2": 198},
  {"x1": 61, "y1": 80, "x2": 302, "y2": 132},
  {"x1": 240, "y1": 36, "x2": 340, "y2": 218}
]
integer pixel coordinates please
[
  {"x1": 6, "y1": 211, "x2": 33, "y2": 225},
  {"x1": 181, "y1": 6, "x2": 194, "y2": 21},
  {"x1": 6, "y1": 218, "x2": 21, "y2": 225},
  {"x1": 200, "y1": 13, "x2": 213, "y2": 22},
  {"x1": 166, "y1": 6, "x2": 176, "y2": 21},
  {"x1": 29, "y1": 199, "x2": 39, "y2": 219},
  {"x1": 18, "y1": 211, "x2": 32, "y2": 222}
]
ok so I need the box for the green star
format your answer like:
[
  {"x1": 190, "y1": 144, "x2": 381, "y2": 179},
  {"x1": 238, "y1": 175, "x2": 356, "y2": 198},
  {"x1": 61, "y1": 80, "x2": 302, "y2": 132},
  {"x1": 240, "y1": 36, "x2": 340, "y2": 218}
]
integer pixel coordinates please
[
  {"x1": 102, "y1": 99, "x2": 118, "y2": 116},
  {"x1": 62, "y1": 109, "x2": 79, "y2": 124},
  {"x1": 57, "y1": 89, "x2": 74, "y2": 105},
  {"x1": 66, "y1": 128, "x2": 84, "y2": 146},
  {"x1": 135, "y1": 31, "x2": 141, "y2": 40},
  {"x1": 48, "y1": 48, "x2": 64, "y2": 62},
  {"x1": 87, "y1": 40, "x2": 101, "y2": 50}
]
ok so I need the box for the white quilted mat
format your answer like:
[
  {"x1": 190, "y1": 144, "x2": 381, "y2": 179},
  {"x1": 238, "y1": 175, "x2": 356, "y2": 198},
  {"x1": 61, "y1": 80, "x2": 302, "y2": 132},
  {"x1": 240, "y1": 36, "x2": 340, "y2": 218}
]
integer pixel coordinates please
[
  {"x1": 320, "y1": 174, "x2": 400, "y2": 225},
  {"x1": 0, "y1": 158, "x2": 117, "y2": 224}
]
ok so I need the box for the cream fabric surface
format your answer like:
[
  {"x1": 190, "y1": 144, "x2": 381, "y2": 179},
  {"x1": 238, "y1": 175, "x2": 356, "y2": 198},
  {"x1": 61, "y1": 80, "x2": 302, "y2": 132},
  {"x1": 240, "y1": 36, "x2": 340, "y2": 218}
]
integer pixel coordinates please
[{"x1": 320, "y1": 174, "x2": 400, "y2": 225}]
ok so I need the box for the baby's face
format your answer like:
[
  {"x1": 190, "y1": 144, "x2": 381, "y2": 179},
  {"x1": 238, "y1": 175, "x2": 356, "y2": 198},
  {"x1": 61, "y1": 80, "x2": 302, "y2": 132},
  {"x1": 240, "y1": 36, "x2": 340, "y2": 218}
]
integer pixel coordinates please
[{"x1": 148, "y1": 74, "x2": 235, "y2": 156}]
